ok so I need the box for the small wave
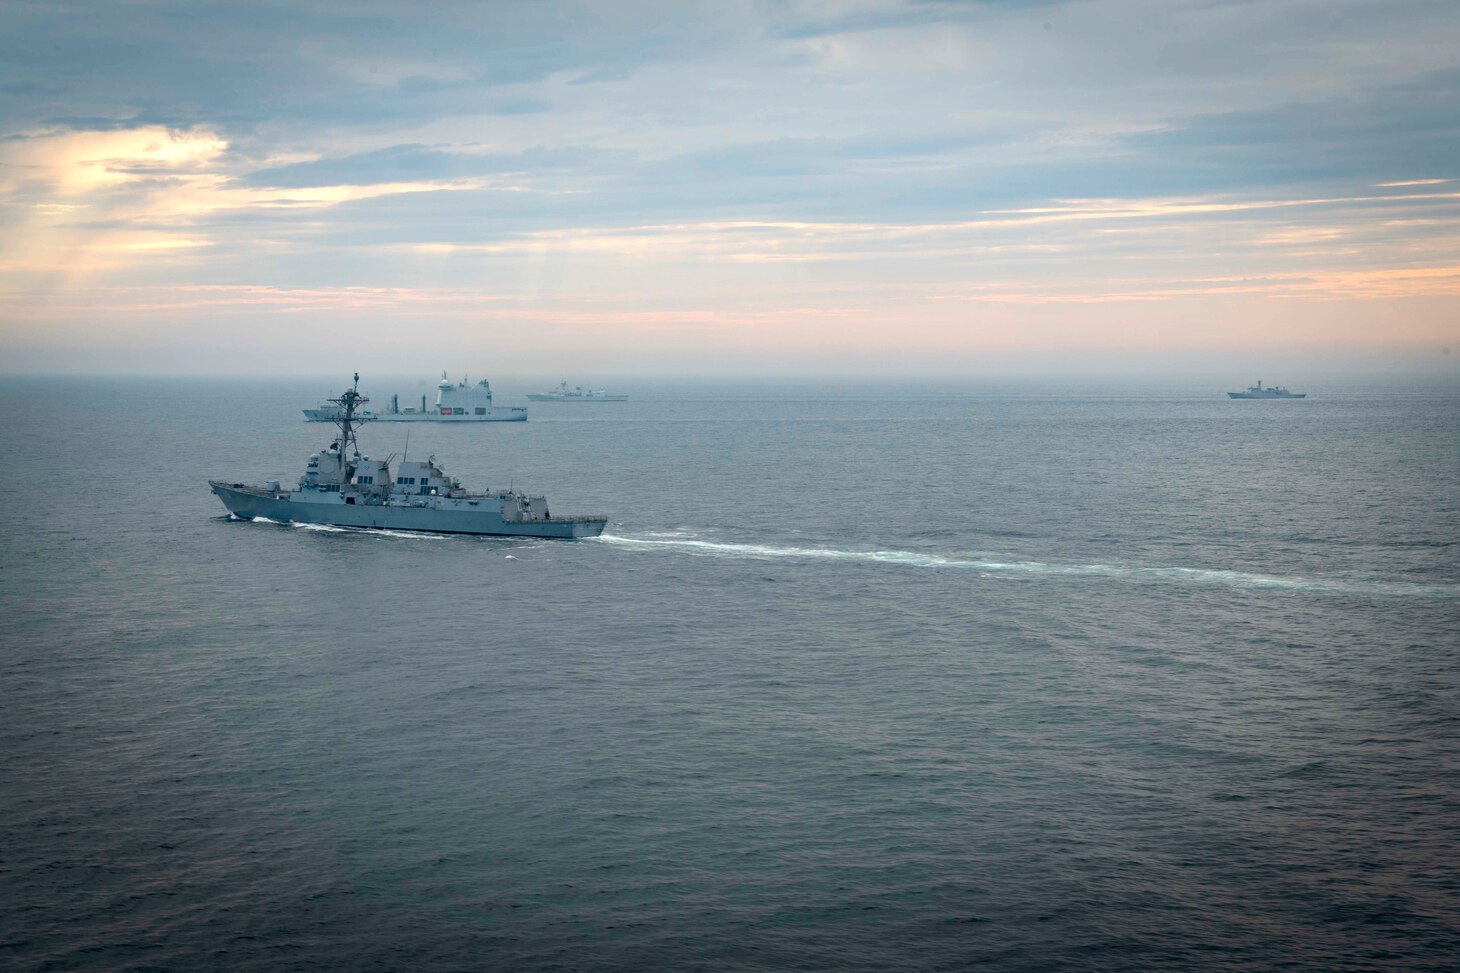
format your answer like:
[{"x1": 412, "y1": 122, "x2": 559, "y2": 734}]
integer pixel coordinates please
[
  {"x1": 281, "y1": 521, "x2": 446, "y2": 540},
  {"x1": 289, "y1": 521, "x2": 347, "y2": 533},
  {"x1": 594, "y1": 534, "x2": 1456, "y2": 599},
  {"x1": 237, "y1": 517, "x2": 550, "y2": 545}
]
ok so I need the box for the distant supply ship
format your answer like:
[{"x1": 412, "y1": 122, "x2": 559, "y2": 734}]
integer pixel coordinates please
[
  {"x1": 1227, "y1": 380, "x2": 1307, "y2": 399},
  {"x1": 527, "y1": 380, "x2": 627, "y2": 402},
  {"x1": 216, "y1": 374, "x2": 606, "y2": 538},
  {"x1": 304, "y1": 372, "x2": 527, "y2": 422}
]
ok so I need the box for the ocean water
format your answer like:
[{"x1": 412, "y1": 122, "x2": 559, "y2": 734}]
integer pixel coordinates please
[{"x1": 1, "y1": 375, "x2": 1457, "y2": 971}]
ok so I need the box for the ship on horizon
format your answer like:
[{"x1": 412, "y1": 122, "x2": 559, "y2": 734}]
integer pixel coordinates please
[
  {"x1": 305, "y1": 372, "x2": 527, "y2": 422},
  {"x1": 1227, "y1": 380, "x2": 1306, "y2": 399},
  {"x1": 527, "y1": 380, "x2": 627, "y2": 402},
  {"x1": 217, "y1": 375, "x2": 605, "y2": 538}
]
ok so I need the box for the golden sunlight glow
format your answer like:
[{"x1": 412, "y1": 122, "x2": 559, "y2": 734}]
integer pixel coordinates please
[
  {"x1": 0, "y1": 126, "x2": 228, "y2": 195},
  {"x1": 0, "y1": 126, "x2": 506, "y2": 286}
]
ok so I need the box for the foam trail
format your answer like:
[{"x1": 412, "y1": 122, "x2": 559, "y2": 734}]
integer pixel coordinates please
[
  {"x1": 242, "y1": 517, "x2": 541, "y2": 545},
  {"x1": 283, "y1": 521, "x2": 446, "y2": 540},
  {"x1": 596, "y1": 534, "x2": 1457, "y2": 599}
]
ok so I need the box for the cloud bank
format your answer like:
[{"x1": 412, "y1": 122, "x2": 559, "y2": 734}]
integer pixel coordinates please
[{"x1": 1, "y1": 0, "x2": 1457, "y2": 374}]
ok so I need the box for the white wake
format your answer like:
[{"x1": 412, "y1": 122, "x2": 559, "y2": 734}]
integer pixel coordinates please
[
  {"x1": 249, "y1": 517, "x2": 448, "y2": 540},
  {"x1": 595, "y1": 534, "x2": 1455, "y2": 599}
]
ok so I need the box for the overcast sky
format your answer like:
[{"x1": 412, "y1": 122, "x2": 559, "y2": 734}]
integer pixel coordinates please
[{"x1": 1, "y1": 0, "x2": 1457, "y2": 375}]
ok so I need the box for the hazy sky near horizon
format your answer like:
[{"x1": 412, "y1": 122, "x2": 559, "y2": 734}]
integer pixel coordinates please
[{"x1": 1, "y1": 0, "x2": 1458, "y2": 375}]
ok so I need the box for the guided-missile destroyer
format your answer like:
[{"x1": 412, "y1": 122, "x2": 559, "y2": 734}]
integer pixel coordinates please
[{"x1": 213, "y1": 374, "x2": 606, "y2": 538}]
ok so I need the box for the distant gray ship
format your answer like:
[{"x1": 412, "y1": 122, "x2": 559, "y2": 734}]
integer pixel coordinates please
[
  {"x1": 305, "y1": 372, "x2": 527, "y2": 422},
  {"x1": 1228, "y1": 380, "x2": 1306, "y2": 399},
  {"x1": 216, "y1": 375, "x2": 606, "y2": 538},
  {"x1": 527, "y1": 380, "x2": 627, "y2": 402}
]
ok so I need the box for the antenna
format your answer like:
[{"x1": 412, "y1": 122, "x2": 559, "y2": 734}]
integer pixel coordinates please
[
  {"x1": 402, "y1": 428, "x2": 410, "y2": 464},
  {"x1": 326, "y1": 372, "x2": 370, "y2": 487}
]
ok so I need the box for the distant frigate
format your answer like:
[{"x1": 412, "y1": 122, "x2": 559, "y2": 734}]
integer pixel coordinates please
[
  {"x1": 215, "y1": 374, "x2": 607, "y2": 538},
  {"x1": 1227, "y1": 380, "x2": 1307, "y2": 399},
  {"x1": 527, "y1": 380, "x2": 627, "y2": 402}
]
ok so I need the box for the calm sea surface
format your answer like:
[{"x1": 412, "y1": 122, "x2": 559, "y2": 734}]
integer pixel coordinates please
[{"x1": 1, "y1": 376, "x2": 1457, "y2": 971}]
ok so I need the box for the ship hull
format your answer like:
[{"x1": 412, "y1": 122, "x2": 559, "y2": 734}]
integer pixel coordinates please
[
  {"x1": 1227, "y1": 392, "x2": 1306, "y2": 399},
  {"x1": 210, "y1": 482, "x2": 605, "y2": 538},
  {"x1": 526, "y1": 395, "x2": 627, "y2": 402}
]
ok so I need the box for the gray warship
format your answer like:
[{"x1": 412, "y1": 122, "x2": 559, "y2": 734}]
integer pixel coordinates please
[
  {"x1": 528, "y1": 380, "x2": 627, "y2": 402},
  {"x1": 212, "y1": 374, "x2": 607, "y2": 538},
  {"x1": 1227, "y1": 380, "x2": 1306, "y2": 399}
]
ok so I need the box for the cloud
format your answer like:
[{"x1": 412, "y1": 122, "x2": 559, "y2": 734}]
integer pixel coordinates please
[
  {"x1": 0, "y1": 126, "x2": 227, "y2": 193},
  {"x1": 1, "y1": 1, "x2": 1458, "y2": 371},
  {"x1": 243, "y1": 144, "x2": 606, "y2": 188},
  {"x1": 0, "y1": 1, "x2": 709, "y2": 135},
  {"x1": 1123, "y1": 65, "x2": 1460, "y2": 191}
]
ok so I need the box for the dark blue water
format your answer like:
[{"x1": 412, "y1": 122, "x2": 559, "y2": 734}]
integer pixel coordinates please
[{"x1": 2, "y1": 376, "x2": 1458, "y2": 971}]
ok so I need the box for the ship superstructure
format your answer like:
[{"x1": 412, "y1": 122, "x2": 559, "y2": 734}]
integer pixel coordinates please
[
  {"x1": 1227, "y1": 380, "x2": 1307, "y2": 399},
  {"x1": 217, "y1": 374, "x2": 606, "y2": 538},
  {"x1": 305, "y1": 372, "x2": 527, "y2": 421}
]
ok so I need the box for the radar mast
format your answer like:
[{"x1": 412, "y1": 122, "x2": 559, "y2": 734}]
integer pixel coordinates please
[{"x1": 327, "y1": 372, "x2": 370, "y2": 486}]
